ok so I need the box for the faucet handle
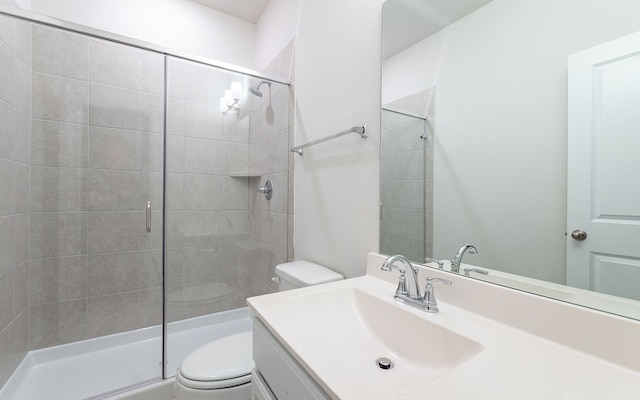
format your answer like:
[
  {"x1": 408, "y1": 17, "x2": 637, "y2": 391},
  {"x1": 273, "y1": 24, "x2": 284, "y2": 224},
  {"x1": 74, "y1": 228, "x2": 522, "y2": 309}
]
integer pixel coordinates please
[
  {"x1": 463, "y1": 267, "x2": 489, "y2": 276},
  {"x1": 395, "y1": 269, "x2": 409, "y2": 297},
  {"x1": 422, "y1": 277, "x2": 452, "y2": 313},
  {"x1": 426, "y1": 277, "x2": 452, "y2": 286},
  {"x1": 424, "y1": 257, "x2": 444, "y2": 269}
]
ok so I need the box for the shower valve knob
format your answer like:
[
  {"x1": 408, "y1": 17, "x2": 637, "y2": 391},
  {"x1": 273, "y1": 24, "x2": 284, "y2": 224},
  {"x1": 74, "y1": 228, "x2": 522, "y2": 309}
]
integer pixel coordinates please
[{"x1": 257, "y1": 180, "x2": 273, "y2": 200}]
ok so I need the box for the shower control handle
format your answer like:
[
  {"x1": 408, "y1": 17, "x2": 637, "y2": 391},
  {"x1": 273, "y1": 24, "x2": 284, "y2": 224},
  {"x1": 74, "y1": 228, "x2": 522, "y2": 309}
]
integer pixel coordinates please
[{"x1": 257, "y1": 180, "x2": 273, "y2": 200}]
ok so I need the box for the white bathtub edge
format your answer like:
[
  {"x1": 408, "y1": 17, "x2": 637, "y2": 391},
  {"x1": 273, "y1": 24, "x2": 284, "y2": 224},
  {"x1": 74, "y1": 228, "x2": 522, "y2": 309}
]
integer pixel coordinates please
[{"x1": 103, "y1": 378, "x2": 174, "y2": 400}]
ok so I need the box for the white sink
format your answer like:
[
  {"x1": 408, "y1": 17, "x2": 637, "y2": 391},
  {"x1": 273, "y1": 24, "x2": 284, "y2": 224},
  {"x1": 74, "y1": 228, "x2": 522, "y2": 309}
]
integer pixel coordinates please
[
  {"x1": 249, "y1": 255, "x2": 640, "y2": 400},
  {"x1": 257, "y1": 284, "x2": 483, "y2": 397}
]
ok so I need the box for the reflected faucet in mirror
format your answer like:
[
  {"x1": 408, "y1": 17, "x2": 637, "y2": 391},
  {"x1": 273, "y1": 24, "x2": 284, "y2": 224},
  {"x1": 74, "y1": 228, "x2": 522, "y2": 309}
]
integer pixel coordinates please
[
  {"x1": 464, "y1": 267, "x2": 489, "y2": 277},
  {"x1": 451, "y1": 244, "x2": 478, "y2": 274},
  {"x1": 424, "y1": 257, "x2": 444, "y2": 269}
]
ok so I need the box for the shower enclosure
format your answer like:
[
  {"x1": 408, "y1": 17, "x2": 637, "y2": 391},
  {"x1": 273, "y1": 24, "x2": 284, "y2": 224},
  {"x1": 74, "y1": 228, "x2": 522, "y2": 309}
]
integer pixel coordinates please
[
  {"x1": 0, "y1": 10, "x2": 291, "y2": 400},
  {"x1": 379, "y1": 108, "x2": 432, "y2": 262}
]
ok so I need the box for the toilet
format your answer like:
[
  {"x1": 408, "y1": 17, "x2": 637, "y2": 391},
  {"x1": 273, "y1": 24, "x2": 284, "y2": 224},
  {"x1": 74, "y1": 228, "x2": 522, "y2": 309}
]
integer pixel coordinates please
[{"x1": 173, "y1": 261, "x2": 344, "y2": 400}]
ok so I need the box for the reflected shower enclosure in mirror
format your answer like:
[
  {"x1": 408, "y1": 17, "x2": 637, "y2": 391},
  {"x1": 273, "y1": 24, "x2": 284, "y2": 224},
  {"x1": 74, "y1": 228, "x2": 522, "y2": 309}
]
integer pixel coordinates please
[
  {"x1": 380, "y1": 90, "x2": 434, "y2": 263},
  {"x1": 380, "y1": 0, "x2": 640, "y2": 320}
]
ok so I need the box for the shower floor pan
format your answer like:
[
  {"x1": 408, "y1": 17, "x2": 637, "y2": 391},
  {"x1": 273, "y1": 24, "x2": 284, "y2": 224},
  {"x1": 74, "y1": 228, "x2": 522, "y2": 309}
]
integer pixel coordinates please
[{"x1": 0, "y1": 308, "x2": 251, "y2": 400}]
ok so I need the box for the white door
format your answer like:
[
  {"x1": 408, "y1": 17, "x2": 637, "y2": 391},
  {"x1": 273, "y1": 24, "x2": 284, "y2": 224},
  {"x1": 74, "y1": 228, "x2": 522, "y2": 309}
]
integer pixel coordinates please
[{"x1": 567, "y1": 31, "x2": 640, "y2": 301}]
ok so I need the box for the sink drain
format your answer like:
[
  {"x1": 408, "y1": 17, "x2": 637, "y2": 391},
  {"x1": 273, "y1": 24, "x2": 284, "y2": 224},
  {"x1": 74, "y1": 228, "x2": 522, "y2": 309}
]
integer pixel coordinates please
[{"x1": 376, "y1": 357, "x2": 394, "y2": 370}]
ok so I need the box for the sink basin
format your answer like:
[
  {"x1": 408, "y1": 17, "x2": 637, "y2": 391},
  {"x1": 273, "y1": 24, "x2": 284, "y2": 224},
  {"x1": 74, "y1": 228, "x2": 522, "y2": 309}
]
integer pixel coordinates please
[{"x1": 267, "y1": 285, "x2": 483, "y2": 397}]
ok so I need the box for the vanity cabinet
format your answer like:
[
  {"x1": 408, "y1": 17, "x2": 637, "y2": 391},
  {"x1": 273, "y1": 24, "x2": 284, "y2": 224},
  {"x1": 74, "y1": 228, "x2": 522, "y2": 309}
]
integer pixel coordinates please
[
  {"x1": 251, "y1": 318, "x2": 331, "y2": 400},
  {"x1": 251, "y1": 369, "x2": 276, "y2": 400}
]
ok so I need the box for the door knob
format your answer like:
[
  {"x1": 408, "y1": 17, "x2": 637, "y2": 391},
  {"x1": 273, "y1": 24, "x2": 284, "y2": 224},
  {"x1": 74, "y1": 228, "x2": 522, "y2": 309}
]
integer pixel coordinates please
[{"x1": 570, "y1": 229, "x2": 587, "y2": 241}]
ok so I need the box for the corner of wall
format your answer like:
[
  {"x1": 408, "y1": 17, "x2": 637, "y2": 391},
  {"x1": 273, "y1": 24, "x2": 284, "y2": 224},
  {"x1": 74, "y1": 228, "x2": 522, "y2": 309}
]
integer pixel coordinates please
[
  {"x1": 0, "y1": 14, "x2": 31, "y2": 389},
  {"x1": 250, "y1": 40, "x2": 297, "y2": 296}
]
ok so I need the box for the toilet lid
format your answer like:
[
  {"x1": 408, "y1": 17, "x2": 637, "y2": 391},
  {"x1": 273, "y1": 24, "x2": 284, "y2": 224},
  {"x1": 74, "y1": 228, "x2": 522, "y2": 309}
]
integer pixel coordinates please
[{"x1": 180, "y1": 331, "x2": 254, "y2": 382}]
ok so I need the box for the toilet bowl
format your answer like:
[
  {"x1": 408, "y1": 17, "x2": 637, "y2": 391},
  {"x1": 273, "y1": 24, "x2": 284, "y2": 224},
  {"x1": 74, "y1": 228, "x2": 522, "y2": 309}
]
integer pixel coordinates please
[{"x1": 174, "y1": 261, "x2": 343, "y2": 400}]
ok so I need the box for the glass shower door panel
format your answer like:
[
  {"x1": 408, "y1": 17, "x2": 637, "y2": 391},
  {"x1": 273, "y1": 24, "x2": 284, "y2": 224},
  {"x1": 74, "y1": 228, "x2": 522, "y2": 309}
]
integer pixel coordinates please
[
  {"x1": 164, "y1": 56, "x2": 253, "y2": 377},
  {"x1": 29, "y1": 23, "x2": 164, "y2": 398},
  {"x1": 164, "y1": 56, "x2": 290, "y2": 379}
]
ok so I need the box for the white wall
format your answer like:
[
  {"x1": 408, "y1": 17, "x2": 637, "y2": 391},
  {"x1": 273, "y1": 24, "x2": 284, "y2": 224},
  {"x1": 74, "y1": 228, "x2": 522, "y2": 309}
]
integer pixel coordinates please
[
  {"x1": 382, "y1": 0, "x2": 640, "y2": 283},
  {"x1": 26, "y1": 0, "x2": 256, "y2": 67},
  {"x1": 293, "y1": 0, "x2": 382, "y2": 278},
  {"x1": 1, "y1": 0, "x2": 28, "y2": 8},
  {"x1": 254, "y1": 0, "x2": 300, "y2": 71}
]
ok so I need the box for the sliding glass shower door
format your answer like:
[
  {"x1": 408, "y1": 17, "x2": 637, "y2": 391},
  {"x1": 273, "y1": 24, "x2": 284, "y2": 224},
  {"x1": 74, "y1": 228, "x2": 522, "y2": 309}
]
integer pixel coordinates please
[
  {"x1": 163, "y1": 56, "x2": 291, "y2": 378},
  {"x1": 164, "y1": 56, "x2": 256, "y2": 377}
]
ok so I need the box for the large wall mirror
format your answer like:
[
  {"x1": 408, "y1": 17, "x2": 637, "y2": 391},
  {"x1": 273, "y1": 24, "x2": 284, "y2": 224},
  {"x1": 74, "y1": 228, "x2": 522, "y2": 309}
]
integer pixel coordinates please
[{"x1": 381, "y1": 0, "x2": 640, "y2": 320}]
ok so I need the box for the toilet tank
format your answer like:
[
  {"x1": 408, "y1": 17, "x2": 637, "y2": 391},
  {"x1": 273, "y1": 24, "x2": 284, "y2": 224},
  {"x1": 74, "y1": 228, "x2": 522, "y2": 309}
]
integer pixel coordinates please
[{"x1": 275, "y1": 261, "x2": 344, "y2": 291}]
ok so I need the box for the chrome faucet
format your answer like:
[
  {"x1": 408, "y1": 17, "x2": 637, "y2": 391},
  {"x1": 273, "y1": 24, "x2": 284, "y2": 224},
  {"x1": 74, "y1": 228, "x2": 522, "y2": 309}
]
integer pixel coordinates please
[
  {"x1": 381, "y1": 254, "x2": 422, "y2": 300},
  {"x1": 450, "y1": 244, "x2": 477, "y2": 273},
  {"x1": 381, "y1": 255, "x2": 453, "y2": 313}
]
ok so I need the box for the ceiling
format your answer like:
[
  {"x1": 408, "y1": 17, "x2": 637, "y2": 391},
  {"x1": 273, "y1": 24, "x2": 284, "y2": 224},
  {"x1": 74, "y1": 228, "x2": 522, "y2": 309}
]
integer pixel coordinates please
[
  {"x1": 191, "y1": 0, "x2": 493, "y2": 57},
  {"x1": 191, "y1": 0, "x2": 271, "y2": 23},
  {"x1": 383, "y1": 0, "x2": 494, "y2": 60}
]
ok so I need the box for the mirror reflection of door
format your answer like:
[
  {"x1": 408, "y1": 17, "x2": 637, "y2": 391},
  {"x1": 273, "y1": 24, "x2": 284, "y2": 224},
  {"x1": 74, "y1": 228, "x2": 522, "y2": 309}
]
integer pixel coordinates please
[
  {"x1": 380, "y1": 89, "x2": 435, "y2": 262},
  {"x1": 567, "y1": 31, "x2": 640, "y2": 301}
]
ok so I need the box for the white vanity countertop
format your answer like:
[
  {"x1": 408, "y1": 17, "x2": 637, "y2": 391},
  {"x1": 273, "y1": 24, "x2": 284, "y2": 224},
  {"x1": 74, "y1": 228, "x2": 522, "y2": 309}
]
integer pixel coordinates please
[{"x1": 247, "y1": 256, "x2": 640, "y2": 400}]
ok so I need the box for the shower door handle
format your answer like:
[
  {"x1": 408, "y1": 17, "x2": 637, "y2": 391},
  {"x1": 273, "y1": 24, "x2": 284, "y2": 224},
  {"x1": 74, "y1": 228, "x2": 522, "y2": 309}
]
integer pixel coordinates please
[{"x1": 146, "y1": 201, "x2": 151, "y2": 233}]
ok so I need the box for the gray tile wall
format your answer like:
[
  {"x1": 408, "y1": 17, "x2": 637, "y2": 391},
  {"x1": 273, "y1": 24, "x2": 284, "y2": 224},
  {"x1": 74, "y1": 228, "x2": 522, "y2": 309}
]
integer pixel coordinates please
[
  {"x1": 250, "y1": 39, "x2": 295, "y2": 296},
  {"x1": 28, "y1": 24, "x2": 165, "y2": 349},
  {"x1": 0, "y1": 14, "x2": 31, "y2": 389}
]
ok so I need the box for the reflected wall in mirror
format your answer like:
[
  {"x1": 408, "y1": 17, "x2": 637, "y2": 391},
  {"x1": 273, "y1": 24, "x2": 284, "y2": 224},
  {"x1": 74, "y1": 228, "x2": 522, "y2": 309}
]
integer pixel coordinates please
[{"x1": 381, "y1": 0, "x2": 640, "y2": 319}]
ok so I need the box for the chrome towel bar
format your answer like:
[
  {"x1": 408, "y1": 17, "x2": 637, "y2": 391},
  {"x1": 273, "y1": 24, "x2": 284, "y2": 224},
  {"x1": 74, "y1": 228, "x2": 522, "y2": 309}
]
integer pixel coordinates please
[{"x1": 290, "y1": 125, "x2": 367, "y2": 155}]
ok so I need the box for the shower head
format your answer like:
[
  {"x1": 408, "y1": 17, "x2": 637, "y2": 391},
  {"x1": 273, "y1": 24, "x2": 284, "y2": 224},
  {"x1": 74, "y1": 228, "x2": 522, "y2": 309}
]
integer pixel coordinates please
[{"x1": 248, "y1": 81, "x2": 271, "y2": 97}]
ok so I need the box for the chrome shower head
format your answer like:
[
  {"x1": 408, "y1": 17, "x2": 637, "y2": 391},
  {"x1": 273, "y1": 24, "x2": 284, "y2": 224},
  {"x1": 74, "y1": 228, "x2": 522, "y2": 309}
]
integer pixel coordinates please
[
  {"x1": 248, "y1": 81, "x2": 271, "y2": 97},
  {"x1": 248, "y1": 86, "x2": 262, "y2": 97}
]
